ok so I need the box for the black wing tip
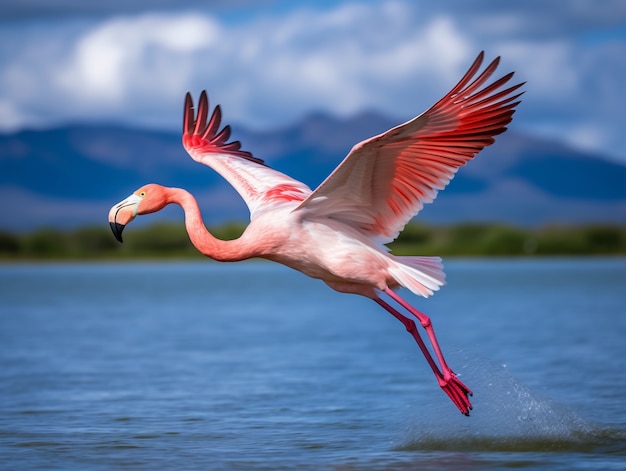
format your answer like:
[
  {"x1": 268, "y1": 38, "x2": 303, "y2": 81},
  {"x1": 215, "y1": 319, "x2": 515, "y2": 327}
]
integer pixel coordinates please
[{"x1": 182, "y1": 90, "x2": 265, "y2": 166}]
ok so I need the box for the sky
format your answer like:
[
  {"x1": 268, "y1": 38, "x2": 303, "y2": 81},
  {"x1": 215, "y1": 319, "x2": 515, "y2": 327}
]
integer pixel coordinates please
[{"x1": 1, "y1": 0, "x2": 626, "y2": 163}]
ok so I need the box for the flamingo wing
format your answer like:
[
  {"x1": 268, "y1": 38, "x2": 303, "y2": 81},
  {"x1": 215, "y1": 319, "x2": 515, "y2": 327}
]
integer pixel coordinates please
[
  {"x1": 182, "y1": 91, "x2": 311, "y2": 218},
  {"x1": 295, "y1": 52, "x2": 524, "y2": 243}
]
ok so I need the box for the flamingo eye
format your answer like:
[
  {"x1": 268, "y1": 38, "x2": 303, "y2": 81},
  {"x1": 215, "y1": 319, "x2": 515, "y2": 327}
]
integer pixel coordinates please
[{"x1": 139, "y1": 191, "x2": 147, "y2": 198}]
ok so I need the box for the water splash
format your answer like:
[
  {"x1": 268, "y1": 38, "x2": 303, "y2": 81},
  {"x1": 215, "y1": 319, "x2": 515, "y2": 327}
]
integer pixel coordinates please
[{"x1": 396, "y1": 351, "x2": 625, "y2": 453}]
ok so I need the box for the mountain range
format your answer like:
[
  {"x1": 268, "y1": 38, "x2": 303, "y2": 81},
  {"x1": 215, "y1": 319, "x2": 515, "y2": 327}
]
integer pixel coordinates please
[{"x1": 1, "y1": 112, "x2": 625, "y2": 232}]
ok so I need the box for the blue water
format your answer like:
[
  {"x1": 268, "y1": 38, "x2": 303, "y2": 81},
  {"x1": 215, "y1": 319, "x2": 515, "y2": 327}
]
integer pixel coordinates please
[{"x1": 1, "y1": 258, "x2": 625, "y2": 470}]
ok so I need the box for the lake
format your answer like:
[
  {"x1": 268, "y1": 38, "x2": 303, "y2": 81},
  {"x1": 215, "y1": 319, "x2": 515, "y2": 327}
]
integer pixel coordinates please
[{"x1": 1, "y1": 258, "x2": 625, "y2": 470}]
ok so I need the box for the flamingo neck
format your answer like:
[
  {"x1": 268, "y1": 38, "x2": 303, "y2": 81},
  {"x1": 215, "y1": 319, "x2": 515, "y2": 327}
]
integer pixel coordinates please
[{"x1": 167, "y1": 187, "x2": 252, "y2": 262}]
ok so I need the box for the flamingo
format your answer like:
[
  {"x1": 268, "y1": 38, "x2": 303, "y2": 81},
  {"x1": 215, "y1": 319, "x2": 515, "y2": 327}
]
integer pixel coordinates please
[{"x1": 109, "y1": 51, "x2": 523, "y2": 416}]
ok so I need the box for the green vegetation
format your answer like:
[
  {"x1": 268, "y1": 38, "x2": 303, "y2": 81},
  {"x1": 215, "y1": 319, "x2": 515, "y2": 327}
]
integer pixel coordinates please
[
  {"x1": 391, "y1": 222, "x2": 626, "y2": 256},
  {"x1": 0, "y1": 222, "x2": 624, "y2": 261}
]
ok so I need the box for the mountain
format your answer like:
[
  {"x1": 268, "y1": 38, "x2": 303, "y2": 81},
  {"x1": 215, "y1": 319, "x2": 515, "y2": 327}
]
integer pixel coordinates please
[{"x1": 1, "y1": 113, "x2": 625, "y2": 232}]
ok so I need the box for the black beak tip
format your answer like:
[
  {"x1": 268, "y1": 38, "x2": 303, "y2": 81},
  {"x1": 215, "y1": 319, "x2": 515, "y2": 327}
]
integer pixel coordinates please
[{"x1": 110, "y1": 222, "x2": 125, "y2": 243}]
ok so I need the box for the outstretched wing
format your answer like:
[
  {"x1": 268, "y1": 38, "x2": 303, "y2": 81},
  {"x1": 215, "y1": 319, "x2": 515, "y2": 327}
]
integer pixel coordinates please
[
  {"x1": 182, "y1": 91, "x2": 311, "y2": 218},
  {"x1": 295, "y1": 52, "x2": 524, "y2": 243}
]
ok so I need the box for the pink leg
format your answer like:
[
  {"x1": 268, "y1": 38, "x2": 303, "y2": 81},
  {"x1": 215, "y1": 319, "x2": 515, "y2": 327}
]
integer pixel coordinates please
[
  {"x1": 376, "y1": 289, "x2": 473, "y2": 416},
  {"x1": 374, "y1": 297, "x2": 443, "y2": 379},
  {"x1": 385, "y1": 288, "x2": 455, "y2": 375}
]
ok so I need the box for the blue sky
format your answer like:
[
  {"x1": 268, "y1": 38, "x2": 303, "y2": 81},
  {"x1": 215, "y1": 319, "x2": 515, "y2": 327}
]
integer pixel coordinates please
[{"x1": 1, "y1": 0, "x2": 626, "y2": 163}]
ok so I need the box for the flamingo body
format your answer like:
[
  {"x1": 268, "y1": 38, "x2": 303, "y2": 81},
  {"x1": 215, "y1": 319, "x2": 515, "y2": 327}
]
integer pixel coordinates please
[{"x1": 109, "y1": 52, "x2": 524, "y2": 415}]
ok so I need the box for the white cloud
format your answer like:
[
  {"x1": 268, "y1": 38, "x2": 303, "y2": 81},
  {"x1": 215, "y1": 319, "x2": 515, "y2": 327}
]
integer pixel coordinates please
[
  {"x1": 55, "y1": 13, "x2": 219, "y2": 105},
  {"x1": 0, "y1": 1, "x2": 625, "y2": 163},
  {"x1": 0, "y1": 100, "x2": 22, "y2": 130},
  {"x1": 567, "y1": 124, "x2": 609, "y2": 153},
  {"x1": 0, "y1": 2, "x2": 476, "y2": 132},
  {"x1": 497, "y1": 41, "x2": 578, "y2": 95}
]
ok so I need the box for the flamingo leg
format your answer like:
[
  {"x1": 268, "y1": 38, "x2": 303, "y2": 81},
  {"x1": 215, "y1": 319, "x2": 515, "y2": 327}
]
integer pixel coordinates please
[
  {"x1": 374, "y1": 297, "x2": 444, "y2": 378},
  {"x1": 375, "y1": 291, "x2": 473, "y2": 415},
  {"x1": 384, "y1": 288, "x2": 456, "y2": 374}
]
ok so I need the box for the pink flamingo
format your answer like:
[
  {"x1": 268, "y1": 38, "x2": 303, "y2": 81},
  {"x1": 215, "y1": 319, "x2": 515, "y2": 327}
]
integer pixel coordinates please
[{"x1": 109, "y1": 52, "x2": 523, "y2": 415}]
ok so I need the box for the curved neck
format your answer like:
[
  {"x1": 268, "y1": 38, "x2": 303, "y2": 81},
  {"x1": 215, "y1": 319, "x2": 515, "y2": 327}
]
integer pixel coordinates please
[{"x1": 167, "y1": 187, "x2": 253, "y2": 262}]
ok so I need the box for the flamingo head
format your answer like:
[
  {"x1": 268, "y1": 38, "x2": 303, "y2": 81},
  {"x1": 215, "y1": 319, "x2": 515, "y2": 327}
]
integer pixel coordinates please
[{"x1": 108, "y1": 184, "x2": 169, "y2": 242}]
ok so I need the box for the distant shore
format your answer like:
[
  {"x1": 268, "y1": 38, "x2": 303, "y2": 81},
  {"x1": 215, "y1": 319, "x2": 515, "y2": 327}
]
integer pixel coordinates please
[{"x1": 1, "y1": 221, "x2": 625, "y2": 260}]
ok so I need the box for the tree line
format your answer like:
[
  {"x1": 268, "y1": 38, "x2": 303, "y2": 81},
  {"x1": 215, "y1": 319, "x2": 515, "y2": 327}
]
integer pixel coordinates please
[{"x1": 0, "y1": 221, "x2": 625, "y2": 260}]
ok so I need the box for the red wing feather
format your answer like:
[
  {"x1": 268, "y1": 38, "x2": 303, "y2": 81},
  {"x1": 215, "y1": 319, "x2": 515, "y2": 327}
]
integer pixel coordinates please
[
  {"x1": 182, "y1": 91, "x2": 264, "y2": 165},
  {"x1": 181, "y1": 91, "x2": 312, "y2": 218},
  {"x1": 296, "y1": 52, "x2": 525, "y2": 243}
]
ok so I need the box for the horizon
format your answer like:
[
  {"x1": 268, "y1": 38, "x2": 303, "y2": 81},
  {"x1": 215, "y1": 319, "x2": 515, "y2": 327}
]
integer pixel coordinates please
[
  {"x1": 2, "y1": 114, "x2": 626, "y2": 233},
  {"x1": 3, "y1": 109, "x2": 625, "y2": 168}
]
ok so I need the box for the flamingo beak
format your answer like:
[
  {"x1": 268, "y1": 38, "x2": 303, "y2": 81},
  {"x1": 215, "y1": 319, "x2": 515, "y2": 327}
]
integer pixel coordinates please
[
  {"x1": 108, "y1": 194, "x2": 142, "y2": 243},
  {"x1": 110, "y1": 222, "x2": 125, "y2": 243}
]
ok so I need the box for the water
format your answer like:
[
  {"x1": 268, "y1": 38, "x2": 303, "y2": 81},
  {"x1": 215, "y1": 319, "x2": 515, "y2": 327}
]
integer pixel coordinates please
[{"x1": 1, "y1": 258, "x2": 625, "y2": 470}]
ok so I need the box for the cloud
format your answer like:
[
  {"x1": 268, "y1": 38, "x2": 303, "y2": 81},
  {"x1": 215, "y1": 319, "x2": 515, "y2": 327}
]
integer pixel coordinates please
[
  {"x1": 0, "y1": 2, "x2": 476, "y2": 129},
  {"x1": 0, "y1": 0, "x2": 259, "y2": 21},
  {"x1": 0, "y1": 0, "x2": 626, "y2": 163},
  {"x1": 435, "y1": 0, "x2": 626, "y2": 38},
  {"x1": 57, "y1": 13, "x2": 219, "y2": 103}
]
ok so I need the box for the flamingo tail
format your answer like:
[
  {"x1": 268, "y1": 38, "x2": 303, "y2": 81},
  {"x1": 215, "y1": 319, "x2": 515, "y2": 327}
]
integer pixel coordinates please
[{"x1": 389, "y1": 256, "x2": 446, "y2": 298}]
